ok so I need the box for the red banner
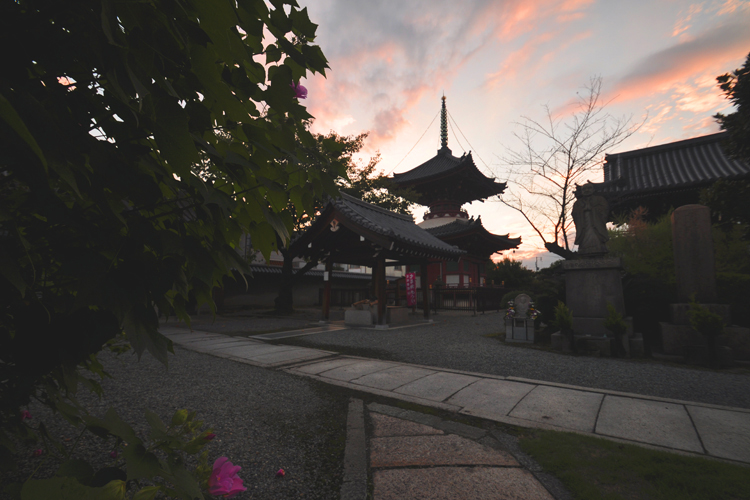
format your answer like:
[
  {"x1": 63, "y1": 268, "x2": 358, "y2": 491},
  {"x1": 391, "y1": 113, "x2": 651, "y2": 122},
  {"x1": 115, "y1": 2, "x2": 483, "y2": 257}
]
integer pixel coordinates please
[{"x1": 406, "y1": 272, "x2": 416, "y2": 307}]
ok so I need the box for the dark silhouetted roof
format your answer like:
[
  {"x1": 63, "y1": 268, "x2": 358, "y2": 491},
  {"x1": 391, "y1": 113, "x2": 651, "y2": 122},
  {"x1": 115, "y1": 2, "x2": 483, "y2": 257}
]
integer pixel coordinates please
[
  {"x1": 291, "y1": 193, "x2": 465, "y2": 265},
  {"x1": 391, "y1": 147, "x2": 507, "y2": 205},
  {"x1": 599, "y1": 132, "x2": 750, "y2": 196},
  {"x1": 425, "y1": 218, "x2": 521, "y2": 257},
  {"x1": 249, "y1": 264, "x2": 398, "y2": 281}
]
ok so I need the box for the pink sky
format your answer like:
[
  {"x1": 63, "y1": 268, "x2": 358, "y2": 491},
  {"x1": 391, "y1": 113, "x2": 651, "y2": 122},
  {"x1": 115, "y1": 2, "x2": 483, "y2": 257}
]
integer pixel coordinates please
[{"x1": 299, "y1": 0, "x2": 750, "y2": 268}]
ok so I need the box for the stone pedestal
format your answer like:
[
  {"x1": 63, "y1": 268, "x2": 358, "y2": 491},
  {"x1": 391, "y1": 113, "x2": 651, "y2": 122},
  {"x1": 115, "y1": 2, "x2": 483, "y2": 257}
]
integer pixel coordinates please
[
  {"x1": 505, "y1": 318, "x2": 535, "y2": 343},
  {"x1": 562, "y1": 257, "x2": 626, "y2": 337}
]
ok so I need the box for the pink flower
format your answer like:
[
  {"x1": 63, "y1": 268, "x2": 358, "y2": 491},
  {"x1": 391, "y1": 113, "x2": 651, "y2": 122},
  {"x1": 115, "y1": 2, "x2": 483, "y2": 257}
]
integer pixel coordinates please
[
  {"x1": 204, "y1": 433, "x2": 216, "y2": 441},
  {"x1": 290, "y1": 82, "x2": 307, "y2": 99},
  {"x1": 32, "y1": 449, "x2": 43, "y2": 457},
  {"x1": 109, "y1": 450, "x2": 118, "y2": 458},
  {"x1": 209, "y1": 457, "x2": 246, "y2": 498},
  {"x1": 21, "y1": 411, "x2": 31, "y2": 421},
  {"x1": 276, "y1": 468, "x2": 285, "y2": 478}
]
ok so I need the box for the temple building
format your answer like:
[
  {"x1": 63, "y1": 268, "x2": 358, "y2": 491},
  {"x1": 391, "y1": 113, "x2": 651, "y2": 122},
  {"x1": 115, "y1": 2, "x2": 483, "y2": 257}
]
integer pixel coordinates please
[{"x1": 391, "y1": 96, "x2": 521, "y2": 288}]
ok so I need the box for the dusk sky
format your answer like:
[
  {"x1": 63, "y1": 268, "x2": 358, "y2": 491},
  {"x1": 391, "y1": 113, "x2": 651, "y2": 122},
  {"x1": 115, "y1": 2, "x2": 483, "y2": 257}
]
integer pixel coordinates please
[{"x1": 298, "y1": 0, "x2": 750, "y2": 269}]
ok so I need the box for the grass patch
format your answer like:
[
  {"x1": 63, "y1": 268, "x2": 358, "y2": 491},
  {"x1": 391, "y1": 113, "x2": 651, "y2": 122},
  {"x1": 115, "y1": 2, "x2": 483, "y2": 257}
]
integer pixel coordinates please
[{"x1": 519, "y1": 429, "x2": 750, "y2": 500}]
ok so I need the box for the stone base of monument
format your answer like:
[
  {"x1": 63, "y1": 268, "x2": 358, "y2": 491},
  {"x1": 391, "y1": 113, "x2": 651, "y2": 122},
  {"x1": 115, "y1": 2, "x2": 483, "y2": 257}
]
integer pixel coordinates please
[
  {"x1": 685, "y1": 345, "x2": 734, "y2": 367},
  {"x1": 629, "y1": 336, "x2": 645, "y2": 357},
  {"x1": 386, "y1": 306, "x2": 409, "y2": 326},
  {"x1": 660, "y1": 321, "x2": 750, "y2": 361},
  {"x1": 563, "y1": 257, "x2": 629, "y2": 337},
  {"x1": 585, "y1": 337, "x2": 613, "y2": 357},
  {"x1": 345, "y1": 309, "x2": 374, "y2": 326},
  {"x1": 505, "y1": 318, "x2": 535, "y2": 343}
]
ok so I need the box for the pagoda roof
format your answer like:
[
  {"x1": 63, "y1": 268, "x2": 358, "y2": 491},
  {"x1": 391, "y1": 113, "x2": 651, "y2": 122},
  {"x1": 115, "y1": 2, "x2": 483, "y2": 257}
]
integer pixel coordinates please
[
  {"x1": 290, "y1": 193, "x2": 465, "y2": 266},
  {"x1": 391, "y1": 147, "x2": 507, "y2": 206},
  {"x1": 591, "y1": 132, "x2": 750, "y2": 217},
  {"x1": 425, "y1": 217, "x2": 521, "y2": 258}
]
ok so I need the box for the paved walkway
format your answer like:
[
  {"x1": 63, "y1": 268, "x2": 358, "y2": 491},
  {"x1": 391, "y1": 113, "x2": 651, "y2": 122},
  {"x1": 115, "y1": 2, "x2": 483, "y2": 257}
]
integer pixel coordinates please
[{"x1": 160, "y1": 325, "x2": 750, "y2": 498}]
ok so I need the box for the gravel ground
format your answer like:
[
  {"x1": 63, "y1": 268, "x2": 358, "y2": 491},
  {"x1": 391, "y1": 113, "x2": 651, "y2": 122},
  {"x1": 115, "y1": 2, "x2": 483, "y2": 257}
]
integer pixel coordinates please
[
  {"x1": 2, "y1": 347, "x2": 349, "y2": 499},
  {"x1": 273, "y1": 311, "x2": 750, "y2": 410}
]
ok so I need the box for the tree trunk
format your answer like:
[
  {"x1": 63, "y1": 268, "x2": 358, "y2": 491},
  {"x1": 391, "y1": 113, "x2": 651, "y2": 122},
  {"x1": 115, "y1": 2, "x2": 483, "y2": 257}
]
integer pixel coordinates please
[{"x1": 274, "y1": 248, "x2": 319, "y2": 314}]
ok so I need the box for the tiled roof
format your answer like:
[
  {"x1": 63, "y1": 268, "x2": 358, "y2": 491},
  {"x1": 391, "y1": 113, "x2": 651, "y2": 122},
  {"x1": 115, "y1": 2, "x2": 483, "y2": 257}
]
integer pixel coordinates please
[
  {"x1": 331, "y1": 193, "x2": 464, "y2": 257},
  {"x1": 391, "y1": 147, "x2": 506, "y2": 201},
  {"x1": 249, "y1": 264, "x2": 398, "y2": 281},
  {"x1": 598, "y1": 132, "x2": 750, "y2": 196},
  {"x1": 425, "y1": 218, "x2": 521, "y2": 250},
  {"x1": 392, "y1": 147, "x2": 469, "y2": 182}
]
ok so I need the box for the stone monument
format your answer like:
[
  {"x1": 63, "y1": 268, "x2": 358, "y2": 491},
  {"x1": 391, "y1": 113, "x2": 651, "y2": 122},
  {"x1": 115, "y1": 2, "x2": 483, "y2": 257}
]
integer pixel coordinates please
[
  {"x1": 560, "y1": 183, "x2": 641, "y2": 356},
  {"x1": 505, "y1": 293, "x2": 535, "y2": 343},
  {"x1": 659, "y1": 205, "x2": 749, "y2": 362}
]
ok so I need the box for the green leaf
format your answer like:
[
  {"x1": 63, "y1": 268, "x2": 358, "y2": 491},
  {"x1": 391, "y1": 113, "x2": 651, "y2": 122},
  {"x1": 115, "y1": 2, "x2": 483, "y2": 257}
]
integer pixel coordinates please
[
  {"x1": 21, "y1": 477, "x2": 89, "y2": 500},
  {"x1": 132, "y1": 486, "x2": 162, "y2": 500},
  {"x1": 171, "y1": 409, "x2": 189, "y2": 427},
  {"x1": 152, "y1": 100, "x2": 200, "y2": 179},
  {"x1": 145, "y1": 410, "x2": 167, "y2": 434},
  {"x1": 122, "y1": 443, "x2": 162, "y2": 480},
  {"x1": 57, "y1": 459, "x2": 95, "y2": 486},
  {"x1": 289, "y1": 7, "x2": 318, "y2": 38},
  {"x1": 0, "y1": 248, "x2": 26, "y2": 296},
  {"x1": 0, "y1": 91, "x2": 47, "y2": 169}
]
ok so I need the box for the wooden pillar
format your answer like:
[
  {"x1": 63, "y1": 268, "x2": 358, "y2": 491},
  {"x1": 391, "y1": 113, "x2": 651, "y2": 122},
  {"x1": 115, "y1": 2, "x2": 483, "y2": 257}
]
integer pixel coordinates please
[
  {"x1": 421, "y1": 260, "x2": 431, "y2": 320},
  {"x1": 321, "y1": 257, "x2": 333, "y2": 321},
  {"x1": 375, "y1": 256, "x2": 387, "y2": 325}
]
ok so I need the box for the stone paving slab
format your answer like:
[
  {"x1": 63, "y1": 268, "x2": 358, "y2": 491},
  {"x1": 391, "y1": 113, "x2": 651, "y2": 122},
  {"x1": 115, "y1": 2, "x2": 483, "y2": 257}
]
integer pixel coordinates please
[
  {"x1": 448, "y1": 379, "x2": 535, "y2": 417},
  {"x1": 509, "y1": 385, "x2": 604, "y2": 432},
  {"x1": 687, "y1": 405, "x2": 750, "y2": 463},
  {"x1": 242, "y1": 347, "x2": 332, "y2": 365},
  {"x1": 179, "y1": 338, "x2": 254, "y2": 350},
  {"x1": 394, "y1": 372, "x2": 480, "y2": 402},
  {"x1": 595, "y1": 396, "x2": 703, "y2": 453},
  {"x1": 371, "y1": 413, "x2": 444, "y2": 437},
  {"x1": 162, "y1": 332, "x2": 226, "y2": 343},
  {"x1": 373, "y1": 467, "x2": 555, "y2": 500},
  {"x1": 352, "y1": 365, "x2": 436, "y2": 391},
  {"x1": 291, "y1": 357, "x2": 362, "y2": 375},
  {"x1": 209, "y1": 343, "x2": 295, "y2": 356},
  {"x1": 318, "y1": 360, "x2": 397, "y2": 381},
  {"x1": 370, "y1": 434, "x2": 518, "y2": 468}
]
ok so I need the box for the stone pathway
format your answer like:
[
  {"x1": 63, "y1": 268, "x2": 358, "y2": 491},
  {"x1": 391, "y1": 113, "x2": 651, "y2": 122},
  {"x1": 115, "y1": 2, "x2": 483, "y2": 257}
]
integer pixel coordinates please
[{"x1": 160, "y1": 326, "x2": 750, "y2": 468}]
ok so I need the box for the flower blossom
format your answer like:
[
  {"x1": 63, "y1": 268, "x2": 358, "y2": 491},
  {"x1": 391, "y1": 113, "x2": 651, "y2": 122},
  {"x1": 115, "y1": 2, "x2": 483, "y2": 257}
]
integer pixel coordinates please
[
  {"x1": 290, "y1": 82, "x2": 307, "y2": 99},
  {"x1": 110, "y1": 450, "x2": 118, "y2": 459},
  {"x1": 21, "y1": 411, "x2": 31, "y2": 421},
  {"x1": 276, "y1": 469, "x2": 285, "y2": 477},
  {"x1": 204, "y1": 433, "x2": 216, "y2": 441},
  {"x1": 32, "y1": 449, "x2": 43, "y2": 457},
  {"x1": 209, "y1": 457, "x2": 247, "y2": 498}
]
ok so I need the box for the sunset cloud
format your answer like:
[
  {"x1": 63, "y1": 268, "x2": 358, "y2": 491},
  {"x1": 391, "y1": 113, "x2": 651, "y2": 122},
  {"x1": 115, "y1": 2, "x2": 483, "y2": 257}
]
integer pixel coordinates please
[{"x1": 612, "y1": 12, "x2": 750, "y2": 102}]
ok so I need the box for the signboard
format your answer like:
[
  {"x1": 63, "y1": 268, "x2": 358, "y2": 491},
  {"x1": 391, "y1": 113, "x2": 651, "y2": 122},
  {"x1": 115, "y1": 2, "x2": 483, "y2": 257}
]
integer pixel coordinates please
[{"x1": 406, "y1": 272, "x2": 417, "y2": 307}]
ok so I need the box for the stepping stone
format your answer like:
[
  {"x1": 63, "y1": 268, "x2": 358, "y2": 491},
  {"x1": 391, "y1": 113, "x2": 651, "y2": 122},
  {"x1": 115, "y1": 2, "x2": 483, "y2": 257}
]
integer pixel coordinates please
[
  {"x1": 394, "y1": 372, "x2": 480, "y2": 402},
  {"x1": 370, "y1": 434, "x2": 517, "y2": 468},
  {"x1": 509, "y1": 385, "x2": 603, "y2": 432},
  {"x1": 292, "y1": 358, "x2": 362, "y2": 375},
  {"x1": 371, "y1": 414, "x2": 444, "y2": 437},
  {"x1": 595, "y1": 396, "x2": 703, "y2": 453},
  {"x1": 353, "y1": 365, "x2": 436, "y2": 391},
  {"x1": 687, "y1": 405, "x2": 750, "y2": 462},
  {"x1": 447, "y1": 379, "x2": 535, "y2": 417},
  {"x1": 373, "y1": 467, "x2": 554, "y2": 500},
  {"x1": 318, "y1": 360, "x2": 396, "y2": 382}
]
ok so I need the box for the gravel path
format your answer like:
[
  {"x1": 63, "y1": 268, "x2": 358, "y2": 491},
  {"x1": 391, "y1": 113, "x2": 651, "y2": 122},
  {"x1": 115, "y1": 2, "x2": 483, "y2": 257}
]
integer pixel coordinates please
[
  {"x1": 274, "y1": 312, "x2": 750, "y2": 410},
  {"x1": 2, "y1": 347, "x2": 349, "y2": 499}
]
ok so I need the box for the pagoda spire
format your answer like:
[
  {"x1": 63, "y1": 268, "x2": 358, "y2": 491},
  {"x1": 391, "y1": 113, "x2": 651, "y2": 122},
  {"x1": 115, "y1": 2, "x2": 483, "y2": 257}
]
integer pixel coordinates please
[{"x1": 440, "y1": 95, "x2": 448, "y2": 150}]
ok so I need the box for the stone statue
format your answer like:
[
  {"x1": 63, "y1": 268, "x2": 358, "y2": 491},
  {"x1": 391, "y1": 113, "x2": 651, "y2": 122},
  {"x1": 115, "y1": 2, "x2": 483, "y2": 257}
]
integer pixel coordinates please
[{"x1": 572, "y1": 183, "x2": 609, "y2": 256}]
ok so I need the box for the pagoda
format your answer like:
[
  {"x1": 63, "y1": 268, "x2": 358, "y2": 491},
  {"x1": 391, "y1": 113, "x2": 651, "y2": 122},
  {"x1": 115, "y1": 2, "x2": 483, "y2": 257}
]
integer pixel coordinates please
[{"x1": 391, "y1": 96, "x2": 521, "y2": 287}]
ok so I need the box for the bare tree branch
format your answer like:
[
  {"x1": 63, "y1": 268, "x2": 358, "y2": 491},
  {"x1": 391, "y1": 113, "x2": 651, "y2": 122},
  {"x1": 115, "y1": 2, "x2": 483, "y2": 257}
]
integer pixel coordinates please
[{"x1": 496, "y1": 76, "x2": 646, "y2": 258}]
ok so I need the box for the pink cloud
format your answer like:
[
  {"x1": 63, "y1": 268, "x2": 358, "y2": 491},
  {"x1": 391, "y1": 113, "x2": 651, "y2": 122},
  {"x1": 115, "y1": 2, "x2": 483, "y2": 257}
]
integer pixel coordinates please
[{"x1": 610, "y1": 15, "x2": 750, "y2": 103}]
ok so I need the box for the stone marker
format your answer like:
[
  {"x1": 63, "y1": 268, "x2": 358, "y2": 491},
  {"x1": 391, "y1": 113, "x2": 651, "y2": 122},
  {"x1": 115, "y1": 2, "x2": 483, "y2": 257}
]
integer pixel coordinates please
[{"x1": 671, "y1": 205, "x2": 717, "y2": 303}]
